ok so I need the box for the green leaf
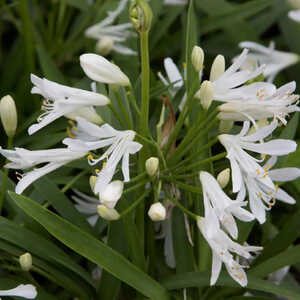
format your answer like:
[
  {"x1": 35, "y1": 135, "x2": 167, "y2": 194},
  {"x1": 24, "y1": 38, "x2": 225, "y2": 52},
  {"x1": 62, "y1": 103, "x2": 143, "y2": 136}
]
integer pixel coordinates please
[
  {"x1": 10, "y1": 192, "x2": 170, "y2": 300},
  {"x1": 162, "y1": 271, "x2": 300, "y2": 299},
  {"x1": 250, "y1": 245, "x2": 300, "y2": 278},
  {"x1": 65, "y1": 0, "x2": 90, "y2": 11}
]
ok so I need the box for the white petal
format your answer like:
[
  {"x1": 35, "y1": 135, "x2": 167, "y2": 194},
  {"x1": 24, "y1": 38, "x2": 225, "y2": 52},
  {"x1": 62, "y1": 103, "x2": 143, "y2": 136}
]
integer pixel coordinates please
[
  {"x1": 288, "y1": 9, "x2": 300, "y2": 22},
  {"x1": 228, "y1": 155, "x2": 242, "y2": 193},
  {"x1": 210, "y1": 251, "x2": 222, "y2": 285},
  {"x1": 121, "y1": 151, "x2": 130, "y2": 182},
  {"x1": 269, "y1": 168, "x2": 300, "y2": 182},
  {"x1": 99, "y1": 180, "x2": 124, "y2": 208},
  {"x1": 249, "y1": 193, "x2": 266, "y2": 224},
  {"x1": 0, "y1": 284, "x2": 37, "y2": 299},
  {"x1": 164, "y1": 58, "x2": 183, "y2": 89},
  {"x1": 275, "y1": 188, "x2": 296, "y2": 204},
  {"x1": 242, "y1": 120, "x2": 278, "y2": 142}
]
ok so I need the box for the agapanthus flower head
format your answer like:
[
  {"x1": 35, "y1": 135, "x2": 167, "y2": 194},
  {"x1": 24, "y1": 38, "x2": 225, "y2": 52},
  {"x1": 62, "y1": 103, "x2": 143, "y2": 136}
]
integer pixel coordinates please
[
  {"x1": 29, "y1": 74, "x2": 109, "y2": 135},
  {"x1": 238, "y1": 41, "x2": 299, "y2": 82},
  {"x1": 197, "y1": 206, "x2": 262, "y2": 287},
  {"x1": 218, "y1": 81, "x2": 300, "y2": 125},
  {"x1": 219, "y1": 120, "x2": 298, "y2": 223},
  {"x1": 200, "y1": 171, "x2": 254, "y2": 239},
  {"x1": 85, "y1": 0, "x2": 137, "y2": 56},
  {"x1": 0, "y1": 147, "x2": 87, "y2": 194},
  {"x1": 63, "y1": 117, "x2": 142, "y2": 193}
]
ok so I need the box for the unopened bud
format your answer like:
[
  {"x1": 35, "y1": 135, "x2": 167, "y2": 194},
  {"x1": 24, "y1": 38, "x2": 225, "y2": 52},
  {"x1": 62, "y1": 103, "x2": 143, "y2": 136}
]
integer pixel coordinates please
[
  {"x1": 19, "y1": 252, "x2": 32, "y2": 271},
  {"x1": 0, "y1": 95, "x2": 17, "y2": 138},
  {"x1": 97, "y1": 205, "x2": 120, "y2": 221},
  {"x1": 99, "y1": 180, "x2": 124, "y2": 209},
  {"x1": 89, "y1": 175, "x2": 97, "y2": 194},
  {"x1": 130, "y1": 0, "x2": 153, "y2": 33},
  {"x1": 210, "y1": 55, "x2": 225, "y2": 81},
  {"x1": 145, "y1": 157, "x2": 159, "y2": 177},
  {"x1": 199, "y1": 80, "x2": 213, "y2": 110},
  {"x1": 148, "y1": 203, "x2": 166, "y2": 221},
  {"x1": 95, "y1": 37, "x2": 114, "y2": 56},
  {"x1": 191, "y1": 46, "x2": 204, "y2": 72},
  {"x1": 219, "y1": 120, "x2": 233, "y2": 133},
  {"x1": 217, "y1": 168, "x2": 230, "y2": 189}
]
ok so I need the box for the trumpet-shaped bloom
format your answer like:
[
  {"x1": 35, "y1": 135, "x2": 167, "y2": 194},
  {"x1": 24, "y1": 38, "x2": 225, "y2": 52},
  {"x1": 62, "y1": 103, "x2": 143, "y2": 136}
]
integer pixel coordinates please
[
  {"x1": 238, "y1": 41, "x2": 299, "y2": 82},
  {"x1": 0, "y1": 147, "x2": 87, "y2": 194},
  {"x1": 197, "y1": 206, "x2": 262, "y2": 287},
  {"x1": 200, "y1": 171, "x2": 254, "y2": 239},
  {"x1": 196, "y1": 49, "x2": 267, "y2": 103},
  {"x1": 63, "y1": 117, "x2": 142, "y2": 193},
  {"x1": 0, "y1": 284, "x2": 37, "y2": 299},
  {"x1": 219, "y1": 121, "x2": 297, "y2": 223},
  {"x1": 80, "y1": 54, "x2": 130, "y2": 86},
  {"x1": 218, "y1": 81, "x2": 300, "y2": 125},
  {"x1": 85, "y1": 0, "x2": 136, "y2": 55},
  {"x1": 29, "y1": 74, "x2": 109, "y2": 135}
]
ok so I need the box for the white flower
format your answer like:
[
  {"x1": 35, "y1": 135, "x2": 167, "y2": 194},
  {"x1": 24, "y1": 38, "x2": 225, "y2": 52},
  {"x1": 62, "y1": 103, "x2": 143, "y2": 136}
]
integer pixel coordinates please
[
  {"x1": 219, "y1": 120, "x2": 297, "y2": 223},
  {"x1": 99, "y1": 180, "x2": 124, "y2": 208},
  {"x1": 72, "y1": 190, "x2": 100, "y2": 226},
  {"x1": 199, "y1": 171, "x2": 254, "y2": 239},
  {"x1": 238, "y1": 41, "x2": 299, "y2": 82},
  {"x1": 0, "y1": 284, "x2": 37, "y2": 299},
  {"x1": 218, "y1": 81, "x2": 300, "y2": 125},
  {"x1": 164, "y1": 0, "x2": 187, "y2": 5},
  {"x1": 28, "y1": 74, "x2": 109, "y2": 135},
  {"x1": 148, "y1": 203, "x2": 166, "y2": 221},
  {"x1": 97, "y1": 204, "x2": 120, "y2": 220},
  {"x1": 196, "y1": 49, "x2": 266, "y2": 103},
  {"x1": 84, "y1": 0, "x2": 136, "y2": 55},
  {"x1": 80, "y1": 54, "x2": 130, "y2": 86},
  {"x1": 63, "y1": 117, "x2": 142, "y2": 193},
  {"x1": 288, "y1": 9, "x2": 300, "y2": 21},
  {"x1": 158, "y1": 57, "x2": 187, "y2": 111},
  {"x1": 197, "y1": 207, "x2": 262, "y2": 287},
  {"x1": 0, "y1": 147, "x2": 87, "y2": 194}
]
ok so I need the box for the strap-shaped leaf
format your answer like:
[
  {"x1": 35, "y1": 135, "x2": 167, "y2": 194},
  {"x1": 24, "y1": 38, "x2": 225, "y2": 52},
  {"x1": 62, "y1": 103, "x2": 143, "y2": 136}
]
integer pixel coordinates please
[{"x1": 9, "y1": 191, "x2": 170, "y2": 300}]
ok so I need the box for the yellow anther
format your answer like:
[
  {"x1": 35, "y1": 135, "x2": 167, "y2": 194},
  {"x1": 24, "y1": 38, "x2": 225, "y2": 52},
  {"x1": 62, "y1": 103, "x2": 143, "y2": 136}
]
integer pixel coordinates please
[
  {"x1": 87, "y1": 154, "x2": 94, "y2": 160},
  {"x1": 68, "y1": 120, "x2": 75, "y2": 126},
  {"x1": 262, "y1": 154, "x2": 267, "y2": 160},
  {"x1": 275, "y1": 184, "x2": 279, "y2": 191},
  {"x1": 263, "y1": 172, "x2": 269, "y2": 178},
  {"x1": 256, "y1": 169, "x2": 261, "y2": 175},
  {"x1": 268, "y1": 190, "x2": 273, "y2": 195},
  {"x1": 102, "y1": 161, "x2": 107, "y2": 169},
  {"x1": 95, "y1": 169, "x2": 101, "y2": 174},
  {"x1": 235, "y1": 274, "x2": 244, "y2": 280},
  {"x1": 258, "y1": 192, "x2": 263, "y2": 198},
  {"x1": 66, "y1": 127, "x2": 75, "y2": 138},
  {"x1": 183, "y1": 62, "x2": 187, "y2": 69}
]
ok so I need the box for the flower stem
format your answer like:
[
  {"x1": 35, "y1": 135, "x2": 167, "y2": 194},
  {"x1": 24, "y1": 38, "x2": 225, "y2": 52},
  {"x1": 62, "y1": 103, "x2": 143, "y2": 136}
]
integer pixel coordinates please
[
  {"x1": 139, "y1": 31, "x2": 150, "y2": 136},
  {"x1": 61, "y1": 169, "x2": 89, "y2": 193},
  {"x1": 0, "y1": 136, "x2": 14, "y2": 214}
]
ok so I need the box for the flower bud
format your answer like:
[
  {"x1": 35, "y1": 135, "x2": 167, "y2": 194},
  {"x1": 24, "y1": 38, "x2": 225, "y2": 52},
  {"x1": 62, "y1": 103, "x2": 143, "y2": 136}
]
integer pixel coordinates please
[
  {"x1": 210, "y1": 54, "x2": 225, "y2": 81},
  {"x1": 97, "y1": 205, "x2": 120, "y2": 221},
  {"x1": 199, "y1": 80, "x2": 214, "y2": 110},
  {"x1": 0, "y1": 95, "x2": 17, "y2": 138},
  {"x1": 19, "y1": 252, "x2": 32, "y2": 272},
  {"x1": 130, "y1": 0, "x2": 153, "y2": 33},
  {"x1": 219, "y1": 120, "x2": 233, "y2": 133},
  {"x1": 148, "y1": 203, "x2": 166, "y2": 221},
  {"x1": 191, "y1": 46, "x2": 204, "y2": 72},
  {"x1": 95, "y1": 37, "x2": 114, "y2": 56},
  {"x1": 89, "y1": 175, "x2": 97, "y2": 194},
  {"x1": 80, "y1": 53, "x2": 130, "y2": 86},
  {"x1": 217, "y1": 168, "x2": 230, "y2": 189},
  {"x1": 145, "y1": 157, "x2": 159, "y2": 177},
  {"x1": 99, "y1": 180, "x2": 124, "y2": 209}
]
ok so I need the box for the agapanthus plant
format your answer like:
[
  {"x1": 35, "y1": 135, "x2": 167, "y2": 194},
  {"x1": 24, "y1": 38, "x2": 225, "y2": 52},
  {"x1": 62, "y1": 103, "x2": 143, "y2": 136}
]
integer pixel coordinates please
[{"x1": 1, "y1": 1, "x2": 300, "y2": 299}]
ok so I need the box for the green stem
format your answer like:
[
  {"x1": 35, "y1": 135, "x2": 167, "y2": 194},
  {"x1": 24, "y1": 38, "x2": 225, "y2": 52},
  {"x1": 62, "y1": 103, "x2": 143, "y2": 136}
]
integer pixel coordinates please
[
  {"x1": 108, "y1": 103, "x2": 126, "y2": 128},
  {"x1": 175, "y1": 152, "x2": 227, "y2": 174},
  {"x1": 114, "y1": 90, "x2": 133, "y2": 130},
  {"x1": 128, "y1": 172, "x2": 147, "y2": 184},
  {"x1": 139, "y1": 31, "x2": 150, "y2": 136},
  {"x1": 123, "y1": 180, "x2": 148, "y2": 195},
  {"x1": 0, "y1": 136, "x2": 13, "y2": 214},
  {"x1": 120, "y1": 190, "x2": 149, "y2": 217},
  {"x1": 61, "y1": 169, "x2": 89, "y2": 193}
]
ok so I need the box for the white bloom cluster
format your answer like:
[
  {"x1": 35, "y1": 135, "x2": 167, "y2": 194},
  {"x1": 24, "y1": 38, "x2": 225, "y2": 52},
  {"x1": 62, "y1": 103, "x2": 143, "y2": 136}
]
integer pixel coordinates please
[{"x1": 1, "y1": 54, "x2": 142, "y2": 221}]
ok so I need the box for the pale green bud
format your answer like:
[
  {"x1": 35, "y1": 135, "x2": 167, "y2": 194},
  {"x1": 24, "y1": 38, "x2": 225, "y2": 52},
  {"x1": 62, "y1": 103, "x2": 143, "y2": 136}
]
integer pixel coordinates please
[
  {"x1": 145, "y1": 157, "x2": 159, "y2": 177},
  {"x1": 191, "y1": 46, "x2": 204, "y2": 72},
  {"x1": 95, "y1": 37, "x2": 114, "y2": 56},
  {"x1": 199, "y1": 80, "x2": 214, "y2": 110},
  {"x1": 89, "y1": 175, "x2": 97, "y2": 194},
  {"x1": 130, "y1": 0, "x2": 153, "y2": 33},
  {"x1": 19, "y1": 252, "x2": 32, "y2": 272},
  {"x1": 219, "y1": 120, "x2": 234, "y2": 133},
  {"x1": 0, "y1": 95, "x2": 17, "y2": 138},
  {"x1": 217, "y1": 168, "x2": 230, "y2": 189},
  {"x1": 210, "y1": 55, "x2": 225, "y2": 81},
  {"x1": 148, "y1": 203, "x2": 166, "y2": 221},
  {"x1": 97, "y1": 205, "x2": 120, "y2": 221}
]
